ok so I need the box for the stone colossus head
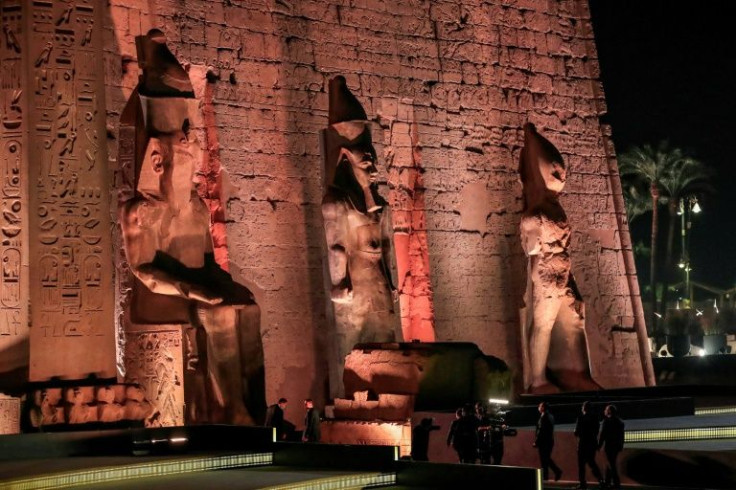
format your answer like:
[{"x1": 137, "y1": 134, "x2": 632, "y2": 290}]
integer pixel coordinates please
[
  {"x1": 324, "y1": 76, "x2": 382, "y2": 212},
  {"x1": 519, "y1": 123, "x2": 567, "y2": 211}
]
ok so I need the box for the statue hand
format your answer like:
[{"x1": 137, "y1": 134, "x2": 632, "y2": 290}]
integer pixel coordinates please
[
  {"x1": 186, "y1": 355, "x2": 199, "y2": 371},
  {"x1": 188, "y1": 285, "x2": 223, "y2": 305},
  {"x1": 331, "y1": 286, "x2": 353, "y2": 304}
]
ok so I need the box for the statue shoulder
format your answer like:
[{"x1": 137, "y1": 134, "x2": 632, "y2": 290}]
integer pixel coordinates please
[
  {"x1": 322, "y1": 187, "x2": 349, "y2": 216},
  {"x1": 520, "y1": 213, "x2": 542, "y2": 231},
  {"x1": 121, "y1": 197, "x2": 164, "y2": 229},
  {"x1": 191, "y1": 196, "x2": 211, "y2": 217}
]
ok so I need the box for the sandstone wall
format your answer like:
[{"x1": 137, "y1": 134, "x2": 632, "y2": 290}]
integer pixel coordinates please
[{"x1": 101, "y1": 0, "x2": 651, "y2": 418}]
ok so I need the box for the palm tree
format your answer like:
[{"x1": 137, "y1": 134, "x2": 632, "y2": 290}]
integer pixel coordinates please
[
  {"x1": 618, "y1": 142, "x2": 689, "y2": 332},
  {"x1": 658, "y1": 157, "x2": 713, "y2": 311},
  {"x1": 622, "y1": 182, "x2": 652, "y2": 224}
]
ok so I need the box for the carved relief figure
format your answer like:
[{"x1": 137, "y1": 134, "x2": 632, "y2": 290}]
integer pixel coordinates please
[
  {"x1": 96, "y1": 386, "x2": 124, "y2": 423},
  {"x1": 519, "y1": 123, "x2": 600, "y2": 394},
  {"x1": 120, "y1": 30, "x2": 263, "y2": 424},
  {"x1": 322, "y1": 77, "x2": 401, "y2": 391},
  {"x1": 65, "y1": 387, "x2": 97, "y2": 424}
]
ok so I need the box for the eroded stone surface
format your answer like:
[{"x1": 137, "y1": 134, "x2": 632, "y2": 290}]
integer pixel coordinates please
[
  {"x1": 23, "y1": 0, "x2": 116, "y2": 381},
  {"x1": 124, "y1": 328, "x2": 185, "y2": 427},
  {"x1": 0, "y1": 394, "x2": 20, "y2": 434},
  {"x1": 92, "y1": 0, "x2": 654, "y2": 410},
  {"x1": 321, "y1": 419, "x2": 411, "y2": 458},
  {"x1": 0, "y1": 1, "x2": 654, "y2": 419},
  {"x1": 334, "y1": 342, "x2": 510, "y2": 421},
  {"x1": 385, "y1": 100, "x2": 436, "y2": 343},
  {"x1": 0, "y1": 2, "x2": 28, "y2": 383},
  {"x1": 27, "y1": 384, "x2": 152, "y2": 428}
]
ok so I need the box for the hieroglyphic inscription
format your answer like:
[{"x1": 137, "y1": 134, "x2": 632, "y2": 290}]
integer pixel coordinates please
[
  {"x1": 124, "y1": 329, "x2": 185, "y2": 427},
  {"x1": 27, "y1": 0, "x2": 115, "y2": 380},
  {"x1": 0, "y1": 394, "x2": 20, "y2": 434},
  {"x1": 0, "y1": 1, "x2": 29, "y2": 360}
]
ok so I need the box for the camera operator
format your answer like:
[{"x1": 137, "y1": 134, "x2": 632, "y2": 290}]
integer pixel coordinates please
[{"x1": 477, "y1": 402, "x2": 515, "y2": 465}]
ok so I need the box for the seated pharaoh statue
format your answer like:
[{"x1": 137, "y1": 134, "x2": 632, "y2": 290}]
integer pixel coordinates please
[
  {"x1": 321, "y1": 76, "x2": 402, "y2": 391},
  {"x1": 519, "y1": 123, "x2": 600, "y2": 394},
  {"x1": 120, "y1": 30, "x2": 264, "y2": 424}
]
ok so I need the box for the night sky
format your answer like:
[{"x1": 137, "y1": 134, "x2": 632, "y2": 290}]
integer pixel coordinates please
[{"x1": 589, "y1": 1, "x2": 736, "y2": 294}]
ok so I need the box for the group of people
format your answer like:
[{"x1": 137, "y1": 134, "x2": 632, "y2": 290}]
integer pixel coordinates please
[
  {"x1": 264, "y1": 398, "x2": 321, "y2": 443},
  {"x1": 265, "y1": 396, "x2": 624, "y2": 490},
  {"x1": 443, "y1": 402, "x2": 515, "y2": 465},
  {"x1": 536, "y1": 401, "x2": 625, "y2": 489}
]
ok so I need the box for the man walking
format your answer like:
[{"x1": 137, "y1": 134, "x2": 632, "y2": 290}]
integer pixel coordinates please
[
  {"x1": 534, "y1": 402, "x2": 562, "y2": 481},
  {"x1": 599, "y1": 404, "x2": 625, "y2": 489},
  {"x1": 447, "y1": 405, "x2": 478, "y2": 463},
  {"x1": 302, "y1": 399, "x2": 321, "y2": 442},
  {"x1": 574, "y1": 401, "x2": 603, "y2": 489}
]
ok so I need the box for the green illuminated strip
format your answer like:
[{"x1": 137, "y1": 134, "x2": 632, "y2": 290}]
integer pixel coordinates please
[
  {"x1": 695, "y1": 406, "x2": 736, "y2": 415},
  {"x1": 626, "y1": 426, "x2": 736, "y2": 443},
  {"x1": 262, "y1": 472, "x2": 397, "y2": 490},
  {"x1": 1, "y1": 452, "x2": 273, "y2": 490}
]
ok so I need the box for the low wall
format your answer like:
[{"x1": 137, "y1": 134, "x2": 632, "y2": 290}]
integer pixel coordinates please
[{"x1": 320, "y1": 420, "x2": 411, "y2": 457}]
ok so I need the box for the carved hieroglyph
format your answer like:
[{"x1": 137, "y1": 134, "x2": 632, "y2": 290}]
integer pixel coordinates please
[
  {"x1": 27, "y1": 384, "x2": 153, "y2": 428},
  {"x1": 124, "y1": 330, "x2": 184, "y2": 427},
  {"x1": 0, "y1": 0, "x2": 116, "y2": 381},
  {"x1": 0, "y1": 1, "x2": 29, "y2": 378},
  {"x1": 119, "y1": 30, "x2": 264, "y2": 425},
  {"x1": 519, "y1": 123, "x2": 600, "y2": 394},
  {"x1": 386, "y1": 99, "x2": 435, "y2": 343},
  {"x1": 321, "y1": 76, "x2": 402, "y2": 394},
  {"x1": 0, "y1": 393, "x2": 20, "y2": 434}
]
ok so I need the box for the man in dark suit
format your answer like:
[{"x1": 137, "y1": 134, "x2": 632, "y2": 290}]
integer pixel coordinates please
[
  {"x1": 412, "y1": 417, "x2": 440, "y2": 461},
  {"x1": 446, "y1": 405, "x2": 478, "y2": 463},
  {"x1": 599, "y1": 404, "x2": 625, "y2": 489},
  {"x1": 265, "y1": 398, "x2": 288, "y2": 440},
  {"x1": 302, "y1": 399, "x2": 321, "y2": 442},
  {"x1": 574, "y1": 401, "x2": 603, "y2": 489},
  {"x1": 534, "y1": 402, "x2": 562, "y2": 481}
]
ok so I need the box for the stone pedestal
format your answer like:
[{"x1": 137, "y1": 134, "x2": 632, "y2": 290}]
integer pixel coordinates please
[
  {"x1": 326, "y1": 342, "x2": 509, "y2": 457},
  {"x1": 321, "y1": 420, "x2": 411, "y2": 458},
  {"x1": 339, "y1": 342, "x2": 510, "y2": 415},
  {"x1": 124, "y1": 325, "x2": 186, "y2": 427}
]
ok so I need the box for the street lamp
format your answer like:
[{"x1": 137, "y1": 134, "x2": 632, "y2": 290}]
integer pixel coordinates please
[{"x1": 679, "y1": 196, "x2": 701, "y2": 307}]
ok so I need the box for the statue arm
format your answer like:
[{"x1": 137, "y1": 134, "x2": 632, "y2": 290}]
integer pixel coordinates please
[
  {"x1": 322, "y1": 199, "x2": 352, "y2": 303},
  {"x1": 381, "y1": 206, "x2": 399, "y2": 294},
  {"x1": 120, "y1": 201, "x2": 222, "y2": 304},
  {"x1": 520, "y1": 216, "x2": 543, "y2": 256}
]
